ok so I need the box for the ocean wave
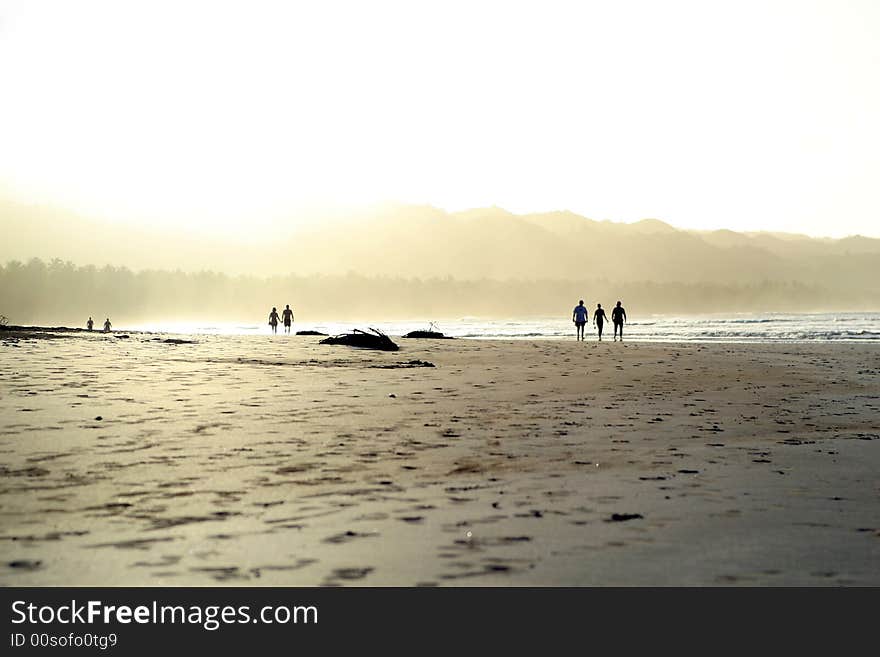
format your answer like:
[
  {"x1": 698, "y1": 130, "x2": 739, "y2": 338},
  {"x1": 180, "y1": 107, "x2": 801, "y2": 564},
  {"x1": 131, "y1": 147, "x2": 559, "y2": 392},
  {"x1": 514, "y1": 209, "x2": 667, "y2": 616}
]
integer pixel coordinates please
[
  {"x1": 693, "y1": 318, "x2": 777, "y2": 324},
  {"x1": 675, "y1": 329, "x2": 880, "y2": 341},
  {"x1": 459, "y1": 332, "x2": 553, "y2": 338}
]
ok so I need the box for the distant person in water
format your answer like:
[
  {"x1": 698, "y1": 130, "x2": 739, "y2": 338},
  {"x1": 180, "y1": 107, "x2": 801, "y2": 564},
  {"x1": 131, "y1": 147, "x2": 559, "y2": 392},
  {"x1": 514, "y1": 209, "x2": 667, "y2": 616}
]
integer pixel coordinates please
[
  {"x1": 611, "y1": 301, "x2": 627, "y2": 341},
  {"x1": 572, "y1": 300, "x2": 588, "y2": 341},
  {"x1": 593, "y1": 304, "x2": 608, "y2": 341},
  {"x1": 282, "y1": 305, "x2": 294, "y2": 334},
  {"x1": 87, "y1": 317, "x2": 94, "y2": 331},
  {"x1": 102, "y1": 318, "x2": 112, "y2": 333},
  {"x1": 268, "y1": 307, "x2": 280, "y2": 334}
]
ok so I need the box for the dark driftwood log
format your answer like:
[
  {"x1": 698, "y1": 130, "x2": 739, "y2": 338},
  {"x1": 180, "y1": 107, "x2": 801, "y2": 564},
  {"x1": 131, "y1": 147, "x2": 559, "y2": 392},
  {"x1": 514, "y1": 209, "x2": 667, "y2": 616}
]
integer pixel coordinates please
[
  {"x1": 401, "y1": 330, "x2": 453, "y2": 339},
  {"x1": 0, "y1": 325, "x2": 125, "y2": 341},
  {"x1": 296, "y1": 330, "x2": 328, "y2": 336},
  {"x1": 0, "y1": 325, "x2": 88, "y2": 333},
  {"x1": 319, "y1": 328, "x2": 399, "y2": 351}
]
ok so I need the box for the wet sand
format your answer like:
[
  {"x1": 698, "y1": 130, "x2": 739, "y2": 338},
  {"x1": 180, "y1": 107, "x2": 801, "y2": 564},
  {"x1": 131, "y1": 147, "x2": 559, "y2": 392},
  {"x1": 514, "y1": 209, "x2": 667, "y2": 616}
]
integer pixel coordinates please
[{"x1": 1, "y1": 328, "x2": 878, "y2": 586}]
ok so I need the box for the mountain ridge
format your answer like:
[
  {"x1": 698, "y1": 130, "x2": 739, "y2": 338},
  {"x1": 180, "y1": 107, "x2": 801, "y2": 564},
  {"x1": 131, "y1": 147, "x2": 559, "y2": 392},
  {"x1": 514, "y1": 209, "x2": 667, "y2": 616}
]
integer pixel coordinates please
[{"x1": 1, "y1": 198, "x2": 878, "y2": 290}]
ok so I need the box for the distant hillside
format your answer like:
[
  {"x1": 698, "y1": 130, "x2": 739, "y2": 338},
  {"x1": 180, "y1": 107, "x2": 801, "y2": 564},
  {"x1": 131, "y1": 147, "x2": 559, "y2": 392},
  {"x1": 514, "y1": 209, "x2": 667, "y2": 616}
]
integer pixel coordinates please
[{"x1": 1, "y1": 198, "x2": 878, "y2": 294}]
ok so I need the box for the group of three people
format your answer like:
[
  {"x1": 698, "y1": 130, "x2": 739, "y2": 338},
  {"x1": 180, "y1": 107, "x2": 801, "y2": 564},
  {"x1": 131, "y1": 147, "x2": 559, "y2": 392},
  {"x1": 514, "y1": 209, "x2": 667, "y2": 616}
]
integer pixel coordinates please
[
  {"x1": 572, "y1": 300, "x2": 626, "y2": 341},
  {"x1": 268, "y1": 305, "x2": 295, "y2": 333}
]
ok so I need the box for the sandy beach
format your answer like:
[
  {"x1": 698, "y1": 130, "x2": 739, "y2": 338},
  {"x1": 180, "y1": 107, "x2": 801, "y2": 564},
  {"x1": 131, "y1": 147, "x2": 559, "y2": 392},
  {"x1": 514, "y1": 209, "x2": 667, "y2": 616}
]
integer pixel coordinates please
[{"x1": 0, "y1": 329, "x2": 877, "y2": 586}]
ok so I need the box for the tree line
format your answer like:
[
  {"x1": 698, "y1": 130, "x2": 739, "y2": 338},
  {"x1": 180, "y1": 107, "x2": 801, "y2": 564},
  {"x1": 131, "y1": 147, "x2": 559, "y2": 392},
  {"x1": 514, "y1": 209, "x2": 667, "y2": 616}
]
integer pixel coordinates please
[{"x1": 1, "y1": 258, "x2": 877, "y2": 326}]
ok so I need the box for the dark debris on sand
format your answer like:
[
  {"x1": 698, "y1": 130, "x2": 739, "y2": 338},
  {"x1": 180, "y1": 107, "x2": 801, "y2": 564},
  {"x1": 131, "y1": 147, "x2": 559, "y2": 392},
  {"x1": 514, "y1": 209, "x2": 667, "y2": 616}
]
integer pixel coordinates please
[
  {"x1": 401, "y1": 330, "x2": 454, "y2": 339},
  {"x1": 607, "y1": 513, "x2": 644, "y2": 522},
  {"x1": 296, "y1": 330, "x2": 329, "y2": 336},
  {"x1": 0, "y1": 325, "x2": 133, "y2": 341},
  {"x1": 0, "y1": 325, "x2": 86, "y2": 341},
  {"x1": 320, "y1": 328, "x2": 399, "y2": 351},
  {"x1": 0, "y1": 325, "x2": 87, "y2": 334}
]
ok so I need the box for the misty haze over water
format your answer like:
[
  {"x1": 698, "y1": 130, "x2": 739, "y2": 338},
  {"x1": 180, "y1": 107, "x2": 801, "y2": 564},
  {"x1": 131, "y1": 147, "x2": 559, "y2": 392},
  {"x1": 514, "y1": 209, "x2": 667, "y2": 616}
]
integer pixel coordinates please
[{"x1": 2, "y1": 202, "x2": 878, "y2": 326}]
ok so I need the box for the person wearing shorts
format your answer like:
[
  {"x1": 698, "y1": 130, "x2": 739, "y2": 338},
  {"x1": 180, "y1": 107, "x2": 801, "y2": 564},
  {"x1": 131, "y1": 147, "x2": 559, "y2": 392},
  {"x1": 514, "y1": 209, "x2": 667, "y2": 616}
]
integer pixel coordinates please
[
  {"x1": 282, "y1": 305, "x2": 294, "y2": 334},
  {"x1": 611, "y1": 301, "x2": 626, "y2": 341},
  {"x1": 572, "y1": 300, "x2": 588, "y2": 340}
]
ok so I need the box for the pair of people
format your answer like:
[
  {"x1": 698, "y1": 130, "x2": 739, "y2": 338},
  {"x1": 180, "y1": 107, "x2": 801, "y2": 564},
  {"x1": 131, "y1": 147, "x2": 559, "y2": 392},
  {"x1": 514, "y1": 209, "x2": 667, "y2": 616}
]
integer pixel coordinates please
[
  {"x1": 572, "y1": 300, "x2": 626, "y2": 341},
  {"x1": 268, "y1": 305, "x2": 294, "y2": 334},
  {"x1": 86, "y1": 317, "x2": 112, "y2": 333}
]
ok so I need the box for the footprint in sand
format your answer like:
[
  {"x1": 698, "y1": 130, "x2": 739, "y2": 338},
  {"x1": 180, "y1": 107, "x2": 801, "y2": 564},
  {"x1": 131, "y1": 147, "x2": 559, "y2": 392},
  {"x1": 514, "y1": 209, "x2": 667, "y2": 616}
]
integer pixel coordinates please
[
  {"x1": 323, "y1": 530, "x2": 378, "y2": 544},
  {"x1": 327, "y1": 567, "x2": 374, "y2": 581}
]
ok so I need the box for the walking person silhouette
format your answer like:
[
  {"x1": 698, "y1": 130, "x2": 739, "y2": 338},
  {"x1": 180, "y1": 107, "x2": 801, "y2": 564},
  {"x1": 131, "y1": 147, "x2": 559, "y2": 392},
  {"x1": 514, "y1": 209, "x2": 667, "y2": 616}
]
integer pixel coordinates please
[
  {"x1": 572, "y1": 300, "x2": 588, "y2": 341},
  {"x1": 593, "y1": 304, "x2": 608, "y2": 341},
  {"x1": 611, "y1": 301, "x2": 627, "y2": 341},
  {"x1": 268, "y1": 307, "x2": 280, "y2": 334},
  {"x1": 282, "y1": 305, "x2": 294, "y2": 334}
]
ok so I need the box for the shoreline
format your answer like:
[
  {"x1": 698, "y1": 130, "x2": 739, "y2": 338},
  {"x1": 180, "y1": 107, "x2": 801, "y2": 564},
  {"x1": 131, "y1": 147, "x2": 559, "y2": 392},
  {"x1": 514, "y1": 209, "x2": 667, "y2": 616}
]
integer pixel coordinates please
[{"x1": 3, "y1": 323, "x2": 880, "y2": 345}]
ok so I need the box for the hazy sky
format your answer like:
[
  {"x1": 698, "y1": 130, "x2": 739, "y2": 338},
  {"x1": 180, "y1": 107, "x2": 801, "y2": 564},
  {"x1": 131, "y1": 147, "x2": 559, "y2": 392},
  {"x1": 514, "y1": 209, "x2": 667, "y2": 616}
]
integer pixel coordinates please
[{"x1": 1, "y1": 0, "x2": 878, "y2": 237}]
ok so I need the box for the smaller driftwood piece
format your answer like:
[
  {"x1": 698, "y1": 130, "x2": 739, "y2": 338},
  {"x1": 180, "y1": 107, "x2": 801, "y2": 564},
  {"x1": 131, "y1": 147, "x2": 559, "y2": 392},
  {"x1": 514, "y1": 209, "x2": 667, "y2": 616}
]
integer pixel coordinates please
[
  {"x1": 401, "y1": 330, "x2": 453, "y2": 339},
  {"x1": 320, "y1": 328, "x2": 400, "y2": 351}
]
